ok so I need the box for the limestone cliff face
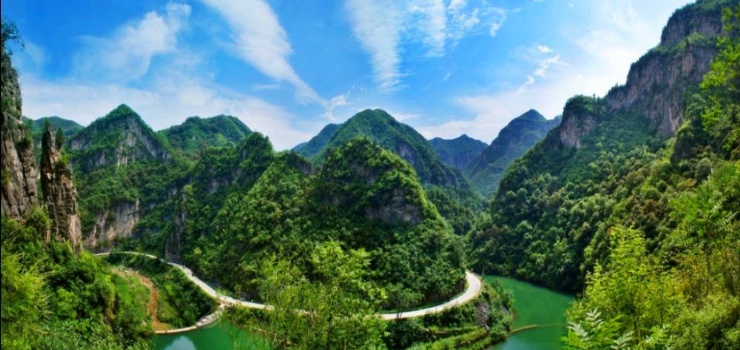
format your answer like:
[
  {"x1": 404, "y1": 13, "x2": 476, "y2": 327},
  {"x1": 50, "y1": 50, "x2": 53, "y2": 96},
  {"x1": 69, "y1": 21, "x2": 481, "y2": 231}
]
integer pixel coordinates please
[
  {"x1": 85, "y1": 200, "x2": 139, "y2": 251},
  {"x1": 40, "y1": 128, "x2": 82, "y2": 251},
  {"x1": 558, "y1": 99, "x2": 600, "y2": 149},
  {"x1": 558, "y1": 1, "x2": 727, "y2": 149},
  {"x1": 1, "y1": 50, "x2": 39, "y2": 218},
  {"x1": 604, "y1": 2, "x2": 725, "y2": 136}
]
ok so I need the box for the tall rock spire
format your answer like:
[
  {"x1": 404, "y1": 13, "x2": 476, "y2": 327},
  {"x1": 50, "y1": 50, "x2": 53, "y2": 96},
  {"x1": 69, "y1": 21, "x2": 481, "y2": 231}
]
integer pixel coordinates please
[{"x1": 40, "y1": 126, "x2": 82, "y2": 251}]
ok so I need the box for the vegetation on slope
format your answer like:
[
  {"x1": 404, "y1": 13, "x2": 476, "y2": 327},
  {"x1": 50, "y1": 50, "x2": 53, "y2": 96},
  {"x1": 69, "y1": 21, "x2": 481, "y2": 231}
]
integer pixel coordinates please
[
  {"x1": 105, "y1": 253, "x2": 217, "y2": 328},
  {"x1": 198, "y1": 139, "x2": 465, "y2": 308},
  {"x1": 293, "y1": 123, "x2": 340, "y2": 158},
  {"x1": 468, "y1": 0, "x2": 734, "y2": 293},
  {"x1": 297, "y1": 109, "x2": 486, "y2": 235}
]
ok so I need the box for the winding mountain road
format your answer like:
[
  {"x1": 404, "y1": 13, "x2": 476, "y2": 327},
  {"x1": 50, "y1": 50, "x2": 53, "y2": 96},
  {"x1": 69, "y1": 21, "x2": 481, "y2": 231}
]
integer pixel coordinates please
[{"x1": 97, "y1": 251, "x2": 482, "y2": 325}]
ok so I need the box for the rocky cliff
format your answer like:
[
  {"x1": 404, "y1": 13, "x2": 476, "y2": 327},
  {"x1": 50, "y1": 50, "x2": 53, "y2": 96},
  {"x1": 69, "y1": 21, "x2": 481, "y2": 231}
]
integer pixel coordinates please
[
  {"x1": 1, "y1": 47, "x2": 39, "y2": 218},
  {"x1": 559, "y1": 0, "x2": 727, "y2": 149},
  {"x1": 40, "y1": 127, "x2": 82, "y2": 251}
]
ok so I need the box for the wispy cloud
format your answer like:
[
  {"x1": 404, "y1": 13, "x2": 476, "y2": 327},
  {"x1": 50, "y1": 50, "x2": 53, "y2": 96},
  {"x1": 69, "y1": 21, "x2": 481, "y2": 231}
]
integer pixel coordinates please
[
  {"x1": 345, "y1": 0, "x2": 403, "y2": 91},
  {"x1": 74, "y1": 2, "x2": 191, "y2": 81},
  {"x1": 345, "y1": 0, "x2": 511, "y2": 91},
  {"x1": 199, "y1": 0, "x2": 323, "y2": 104}
]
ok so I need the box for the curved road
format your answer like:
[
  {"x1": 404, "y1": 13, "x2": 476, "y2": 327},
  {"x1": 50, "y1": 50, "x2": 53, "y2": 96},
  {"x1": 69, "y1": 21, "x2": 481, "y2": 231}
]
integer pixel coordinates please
[{"x1": 98, "y1": 251, "x2": 482, "y2": 322}]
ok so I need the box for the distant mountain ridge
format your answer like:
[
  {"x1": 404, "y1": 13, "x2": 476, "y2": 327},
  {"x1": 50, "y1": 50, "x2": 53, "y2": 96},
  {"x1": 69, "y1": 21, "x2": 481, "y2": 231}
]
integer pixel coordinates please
[
  {"x1": 464, "y1": 109, "x2": 560, "y2": 197},
  {"x1": 294, "y1": 123, "x2": 340, "y2": 158},
  {"x1": 429, "y1": 134, "x2": 487, "y2": 171}
]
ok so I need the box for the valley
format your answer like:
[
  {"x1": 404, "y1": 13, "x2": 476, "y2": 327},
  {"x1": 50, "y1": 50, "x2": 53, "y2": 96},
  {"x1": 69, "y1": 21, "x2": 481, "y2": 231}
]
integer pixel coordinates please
[{"x1": 2, "y1": 0, "x2": 739, "y2": 349}]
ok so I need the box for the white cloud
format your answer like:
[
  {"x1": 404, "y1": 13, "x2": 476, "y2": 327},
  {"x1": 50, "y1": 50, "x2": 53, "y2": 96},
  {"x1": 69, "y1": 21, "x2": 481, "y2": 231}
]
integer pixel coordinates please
[
  {"x1": 537, "y1": 45, "x2": 553, "y2": 53},
  {"x1": 346, "y1": 0, "x2": 511, "y2": 91},
  {"x1": 345, "y1": 0, "x2": 403, "y2": 91},
  {"x1": 74, "y1": 2, "x2": 191, "y2": 81},
  {"x1": 533, "y1": 54, "x2": 560, "y2": 79},
  {"x1": 200, "y1": 0, "x2": 323, "y2": 104},
  {"x1": 406, "y1": 0, "x2": 447, "y2": 57}
]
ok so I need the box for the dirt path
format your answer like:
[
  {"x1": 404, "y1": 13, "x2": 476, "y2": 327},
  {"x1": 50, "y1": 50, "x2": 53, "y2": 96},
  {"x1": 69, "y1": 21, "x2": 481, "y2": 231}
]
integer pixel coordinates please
[{"x1": 137, "y1": 273, "x2": 169, "y2": 331}]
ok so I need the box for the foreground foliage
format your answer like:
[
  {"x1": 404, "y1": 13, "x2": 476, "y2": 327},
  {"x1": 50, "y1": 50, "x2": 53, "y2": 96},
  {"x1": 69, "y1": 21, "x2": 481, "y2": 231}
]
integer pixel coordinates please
[{"x1": 1, "y1": 214, "x2": 152, "y2": 349}]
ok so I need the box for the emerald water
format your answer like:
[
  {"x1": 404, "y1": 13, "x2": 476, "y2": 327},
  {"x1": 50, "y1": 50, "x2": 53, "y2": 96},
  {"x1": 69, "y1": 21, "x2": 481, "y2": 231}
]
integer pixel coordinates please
[
  {"x1": 487, "y1": 276, "x2": 574, "y2": 350},
  {"x1": 153, "y1": 321, "x2": 270, "y2": 350}
]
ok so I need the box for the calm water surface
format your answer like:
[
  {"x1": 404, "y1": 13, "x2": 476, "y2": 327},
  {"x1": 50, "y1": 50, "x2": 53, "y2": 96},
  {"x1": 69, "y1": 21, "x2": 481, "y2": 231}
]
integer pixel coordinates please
[
  {"x1": 153, "y1": 321, "x2": 270, "y2": 350},
  {"x1": 488, "y1": 276, "x2": 574, "y2": 350}
]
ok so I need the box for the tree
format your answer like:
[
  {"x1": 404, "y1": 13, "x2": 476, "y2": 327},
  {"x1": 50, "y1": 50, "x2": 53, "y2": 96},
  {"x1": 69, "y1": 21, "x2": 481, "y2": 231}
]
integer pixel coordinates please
[
  {"x1": 258, "y1": 241, "x2": 387, "y2": 349},
  {"x1": 1, "y1": 16, "x2": 24, "y2": 56}
]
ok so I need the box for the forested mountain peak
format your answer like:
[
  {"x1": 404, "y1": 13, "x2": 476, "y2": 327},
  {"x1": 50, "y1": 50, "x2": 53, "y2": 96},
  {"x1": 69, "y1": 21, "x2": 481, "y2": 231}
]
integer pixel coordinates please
[
  {"x1": 68, "y1": 104, "x2": 173, "y2": 172},
  {"x1": 516, "y1": 109, "x2": 547, "y2": 122},
  {"x1": 464, "y1": 109, "x2": 560, "y2": 197},
  {"x1": 161, "y1": 115, "x2": 252, "y2": 159},
  {"x1": 429, "y1": 134, "x2": 487, "y2": 171},
  {"x1": 314, "y1": 108, "x2": 466, "y2": 188}
]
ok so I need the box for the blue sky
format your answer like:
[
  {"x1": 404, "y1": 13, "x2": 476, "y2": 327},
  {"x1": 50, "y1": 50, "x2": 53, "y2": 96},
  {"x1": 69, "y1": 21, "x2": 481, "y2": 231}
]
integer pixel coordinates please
[{"x1": 2, "y1": 0, "x2": 692, "y2": 150}]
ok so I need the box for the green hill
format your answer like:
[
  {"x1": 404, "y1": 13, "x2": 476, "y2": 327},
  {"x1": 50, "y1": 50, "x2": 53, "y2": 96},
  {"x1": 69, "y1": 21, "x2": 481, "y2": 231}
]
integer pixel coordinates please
[
  {"x1": 469, "y1": 0, "x2": 735, "y2": 292},
  {"x1": 298, "y1": 109, "x2": 485, "y2": 235},
  {"x1": 160, "y1": 115, "x2": 251, "y2": 159},
  {"x1": 464, "y1": 110, "x2": 560, "y2": 197}
]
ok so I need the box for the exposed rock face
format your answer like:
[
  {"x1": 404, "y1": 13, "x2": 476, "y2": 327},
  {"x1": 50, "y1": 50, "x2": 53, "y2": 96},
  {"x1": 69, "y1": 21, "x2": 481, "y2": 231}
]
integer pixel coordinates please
[
  {"x1": 40, "y1": 128, "x2": 82, "y2": 251},
  {"x1": 1, "y1": 49, "x2": 39, "y2": 218},
  {"x1": 603, "y1": 2, "x2": 725, "y2": 136},
  {"x1": 559, "y1": 103, "x2": 598, "y2": 149},
  {"x1": 605, "y1": 45, "x2": 718, "y2": 136},
  {"x1": 660, "y1": 3, "x2": 724, "y2": 47},
  {"x1": 85, "y1": 200, "x2": 140, "y2": 250}
]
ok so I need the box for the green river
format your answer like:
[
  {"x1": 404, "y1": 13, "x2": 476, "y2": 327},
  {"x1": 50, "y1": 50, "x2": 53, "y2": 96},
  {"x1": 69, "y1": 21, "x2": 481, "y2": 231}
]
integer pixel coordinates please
[
  {"x1": 153, "y1": 276, "x2": 572, "y2": 349},
  {"x1": 488, "y1": 276, "x2": 574, "y2": 350}
]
